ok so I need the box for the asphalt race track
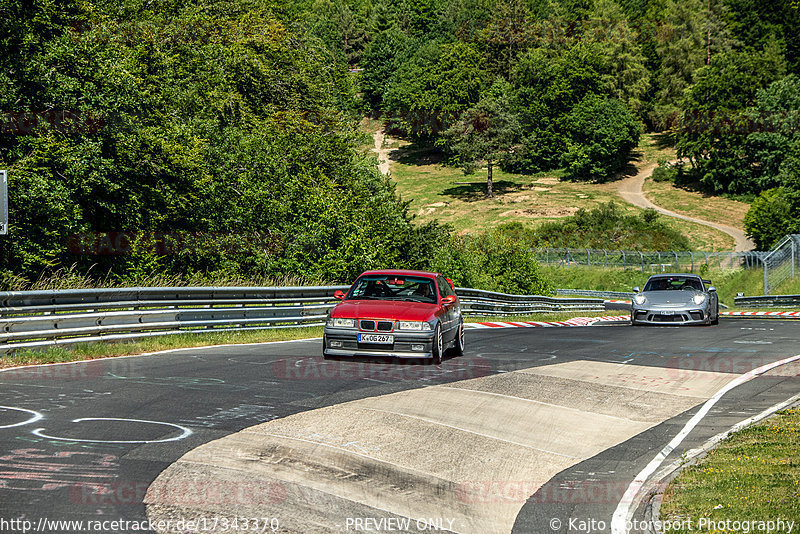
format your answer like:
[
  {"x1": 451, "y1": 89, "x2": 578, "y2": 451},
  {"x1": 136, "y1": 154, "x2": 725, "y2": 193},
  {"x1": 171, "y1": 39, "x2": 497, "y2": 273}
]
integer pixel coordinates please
[{"x1": 0, "y1": 320, "x2": 798, "y2": 533}]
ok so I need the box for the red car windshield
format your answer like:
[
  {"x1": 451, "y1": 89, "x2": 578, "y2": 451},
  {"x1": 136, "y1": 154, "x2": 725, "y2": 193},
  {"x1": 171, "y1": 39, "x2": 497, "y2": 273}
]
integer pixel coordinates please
[{"x1": 348, "y1": 275, "x2": 436, "y2": 304}]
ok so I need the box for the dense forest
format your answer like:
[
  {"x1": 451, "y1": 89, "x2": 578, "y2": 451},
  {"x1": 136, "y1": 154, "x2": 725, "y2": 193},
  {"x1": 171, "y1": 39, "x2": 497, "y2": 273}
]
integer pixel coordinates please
[{"x1": 0, "y1": 0, "x2": 798, "y2": 290}]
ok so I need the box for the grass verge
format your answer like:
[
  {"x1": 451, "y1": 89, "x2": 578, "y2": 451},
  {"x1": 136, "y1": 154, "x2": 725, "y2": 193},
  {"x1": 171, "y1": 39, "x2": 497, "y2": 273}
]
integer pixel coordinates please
[
  {"x1": 660, "y1": 408, "x2": 800, "y2": 533},
  {"x1": 0, "y1": 326, "x2": 325, "y2": 370}
]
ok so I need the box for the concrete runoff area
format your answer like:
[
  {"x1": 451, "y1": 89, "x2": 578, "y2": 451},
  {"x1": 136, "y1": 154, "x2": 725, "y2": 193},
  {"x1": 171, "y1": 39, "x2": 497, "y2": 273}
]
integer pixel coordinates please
[{"x1": 145, "y1": 360, "x2": 738, "y2": 533}]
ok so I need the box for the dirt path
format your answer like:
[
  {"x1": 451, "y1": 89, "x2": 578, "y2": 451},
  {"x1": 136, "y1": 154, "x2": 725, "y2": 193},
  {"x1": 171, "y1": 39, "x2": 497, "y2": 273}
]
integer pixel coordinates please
[
  {"x1": 372, "y1": 130, "x2": 390, "y2": 175},
  {"x1": 617, "y1": 163, "x2": 754, "y2": 252}
]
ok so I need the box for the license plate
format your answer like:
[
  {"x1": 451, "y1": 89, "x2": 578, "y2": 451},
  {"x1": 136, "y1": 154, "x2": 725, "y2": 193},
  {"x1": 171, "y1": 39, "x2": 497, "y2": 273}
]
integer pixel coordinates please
[
  {"x1": 359, "y1": 334, "x2": 393, "y2": 344},
  {"x1": 660, "y1": 311, "x2": 672, "y2": 315}
]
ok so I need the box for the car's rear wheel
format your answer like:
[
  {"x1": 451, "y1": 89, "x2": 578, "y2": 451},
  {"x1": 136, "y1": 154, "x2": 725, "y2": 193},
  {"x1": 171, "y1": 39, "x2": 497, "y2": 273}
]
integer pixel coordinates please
[
  {"x1": 453, "y1": 321, "x2": 465, "y2": 356},
  {"x1": 431, "y1": 324, "x2": 443, "y2": 364}
]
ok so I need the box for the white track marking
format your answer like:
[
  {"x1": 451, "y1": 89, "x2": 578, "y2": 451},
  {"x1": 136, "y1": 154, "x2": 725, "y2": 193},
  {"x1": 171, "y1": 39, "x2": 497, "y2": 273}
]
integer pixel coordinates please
[
  {"x1": 0, "y1": 406, "x2": 44, "y2": 429},
  {"x1": 611, "y1": 352, "x2": 800, "y2": 534},
  {"x1": 31, "y1": 417, "x2": 193, "y2": 444}
]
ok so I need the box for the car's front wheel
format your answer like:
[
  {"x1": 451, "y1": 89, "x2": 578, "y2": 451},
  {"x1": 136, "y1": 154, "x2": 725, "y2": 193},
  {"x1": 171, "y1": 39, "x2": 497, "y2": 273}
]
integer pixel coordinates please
[
  {"x1": 322, "y1": 334, "x2": 331, "y2": 359},
  {"x1": 711, "y1": 306, "x2": 720, "y2": 325},
  {"x1": 453, "y1": 321, "x2": 465, "y2": 356},
  {"x1": 431, "y1": 324, "x2": 443, "y2": 364}
]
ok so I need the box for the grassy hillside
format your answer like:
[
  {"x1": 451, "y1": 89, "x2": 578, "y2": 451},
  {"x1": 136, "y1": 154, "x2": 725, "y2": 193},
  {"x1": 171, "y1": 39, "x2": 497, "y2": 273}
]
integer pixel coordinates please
[{"x1": 379, "y1": 132, "x2": 745, "y2": 251}]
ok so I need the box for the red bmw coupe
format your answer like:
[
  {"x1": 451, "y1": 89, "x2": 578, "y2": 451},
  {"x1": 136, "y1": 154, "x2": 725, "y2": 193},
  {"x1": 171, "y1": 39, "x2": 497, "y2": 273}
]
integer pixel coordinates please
[{"x1": 323, "y1": 270, "x2": 464, "y2": 364}]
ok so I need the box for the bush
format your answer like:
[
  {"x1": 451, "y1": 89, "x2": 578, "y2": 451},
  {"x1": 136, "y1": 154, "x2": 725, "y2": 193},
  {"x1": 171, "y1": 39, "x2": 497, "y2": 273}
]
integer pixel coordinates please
[
  {"x1": 429, "y1": 230, "x2": 552, "y2": 295},
  {"x1": 496, "y1": 202, "x2": 691, "y2": 251},
  {"x1": 651, "y1": 164, "x2": 677, "y2": 183}
]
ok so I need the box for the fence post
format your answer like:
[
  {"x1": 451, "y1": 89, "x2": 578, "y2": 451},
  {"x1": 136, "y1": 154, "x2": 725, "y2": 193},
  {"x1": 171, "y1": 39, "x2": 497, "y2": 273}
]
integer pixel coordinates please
[
  {"x1": 587, "y1": 248, "x2": 591, "y2": 267},
  {"x1": 690, "y1": 251, "x2": 694, "y2": 272},
  {"x1": 764, "y1": 260, "x2": 769, "y2": 295},
  {"x1": 639, "y1": 251, "x2": 644, "y2": 272}
]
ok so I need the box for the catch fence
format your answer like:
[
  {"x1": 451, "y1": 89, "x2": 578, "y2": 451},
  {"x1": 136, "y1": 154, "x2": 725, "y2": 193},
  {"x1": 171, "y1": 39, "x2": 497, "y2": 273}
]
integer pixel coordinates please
[{"x1": 535, "y1": 248, "x2": 765, "y2": 273}]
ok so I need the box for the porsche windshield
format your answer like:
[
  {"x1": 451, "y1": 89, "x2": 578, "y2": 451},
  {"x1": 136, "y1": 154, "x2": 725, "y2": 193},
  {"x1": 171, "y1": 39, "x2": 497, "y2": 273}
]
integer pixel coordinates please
[
  {"x1": 348, "y1": 275, "x2": 436, "y2": 303},
  {"x1": 644, "y1": 276, "x2": 703, "y2": 292}
]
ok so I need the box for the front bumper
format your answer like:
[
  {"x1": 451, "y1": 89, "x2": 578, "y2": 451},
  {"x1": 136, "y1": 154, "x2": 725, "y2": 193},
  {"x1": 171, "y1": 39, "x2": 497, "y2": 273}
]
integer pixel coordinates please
[
  {"x1": 323, "y1": 326, "x2": 436, "y2": 359},
  {"x1": 631, "y1": 307, "x2": 711, "y2": 325}
]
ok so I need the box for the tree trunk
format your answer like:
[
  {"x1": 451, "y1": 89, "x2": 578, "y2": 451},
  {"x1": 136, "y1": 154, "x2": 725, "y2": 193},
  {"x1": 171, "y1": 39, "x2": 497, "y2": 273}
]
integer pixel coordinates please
[{"x1": 486, "y1": 159, "x2": 494, "y2": 198}]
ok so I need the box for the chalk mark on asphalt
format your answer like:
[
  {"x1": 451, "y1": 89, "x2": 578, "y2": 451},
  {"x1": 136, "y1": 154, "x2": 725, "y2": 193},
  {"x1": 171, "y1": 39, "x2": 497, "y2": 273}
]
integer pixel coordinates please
[
  {"x1": 31, "y1": 418, "x2": 193, "y2": 444},
  {"x1": 0, "y1": 406, "x2": 44, "y2": 429}
]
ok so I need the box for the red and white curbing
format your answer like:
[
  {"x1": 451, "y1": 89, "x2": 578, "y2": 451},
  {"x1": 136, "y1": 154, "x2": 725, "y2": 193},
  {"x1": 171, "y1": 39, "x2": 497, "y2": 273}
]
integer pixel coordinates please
[
  {"x1": 466, "y1": 310, "x2": 800, "y2": 329},
  {"x1": 466, "y1": 315, "x2": 630, "y2": 329},
  {"x1": 722, "y1": 310, "x2": 800, "y2": 318}
]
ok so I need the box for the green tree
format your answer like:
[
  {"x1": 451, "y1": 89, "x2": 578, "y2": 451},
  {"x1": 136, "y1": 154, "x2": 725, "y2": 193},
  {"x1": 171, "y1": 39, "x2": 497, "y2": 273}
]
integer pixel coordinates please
[
  {"x1": 743, "y1": 188, "x2": 795, "y2": 251},
  {"x1": 589, "y1": 0, "x2": 650, "y2": 114},
  {"x1": 649, "y1": 0, "x2": 733, "y2": 128},
  {"x1": 360, "y1": 29, "x2": 409, "y2": 109},
  {"x1": 479, "y1": 0, "x2": 532, "y2": 79},
  {"x1": 562, "y1": 94, "x2": 642, "y2": 181},
  {"x1": 677, "y1": 47, "x2": 787, "y2": 194},
  {"x1": 383, "y1": 40, "x2": 485, "y2": 137},
  {"x1": 441, "y1": 82, "x2": 522, "y2": 197}
]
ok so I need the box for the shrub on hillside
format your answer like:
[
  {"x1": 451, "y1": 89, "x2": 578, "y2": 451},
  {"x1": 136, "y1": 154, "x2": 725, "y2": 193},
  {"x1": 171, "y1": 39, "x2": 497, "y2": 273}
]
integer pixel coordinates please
[
  {"x1": 429, "y1": 230, "x2": 553, "y2": 295},
  {"x1": 495, "y1": 202, "x2": 692, "y2": 251}
]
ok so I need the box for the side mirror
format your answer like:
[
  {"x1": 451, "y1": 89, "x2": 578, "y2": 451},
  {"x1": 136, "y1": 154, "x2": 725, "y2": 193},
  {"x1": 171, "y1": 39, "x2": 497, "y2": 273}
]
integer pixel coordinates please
[
  {"x1": 446, "y1": 278, "x2": 455, "y2": 291},
  {"x1": 708, "y1": 286, "x2": 717, "y2": 292},
  {"x1": 441, "y1": 295, "x2": 456, "y2": 305},
  {"x1": 333, "y1": 290, "x2": 346, "y2": 300},
  {"x1": 632, "y1": 287, "x2": 640, "y2": 293}
]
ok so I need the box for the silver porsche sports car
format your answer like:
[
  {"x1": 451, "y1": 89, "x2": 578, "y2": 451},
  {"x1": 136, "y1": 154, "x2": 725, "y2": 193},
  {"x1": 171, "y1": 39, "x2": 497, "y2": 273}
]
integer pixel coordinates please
[{"x1": 631, "y1": 273, "x2": 719, "y2": 326}]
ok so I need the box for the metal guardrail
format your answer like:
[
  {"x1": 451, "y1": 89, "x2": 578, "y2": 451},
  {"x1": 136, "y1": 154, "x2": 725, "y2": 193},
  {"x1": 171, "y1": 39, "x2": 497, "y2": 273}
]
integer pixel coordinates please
[
  {"x1": 555, "y1": 288, "x2": 633, "y2": 300},
  {"x1": 734, "y1": 294, "x2": 800, "y2": 308},
  {"x1": 457, "y1": 288, "x2": 604, "y2": 316},
  {"x1": 0, "y1": 286, "x2": 605, "y2": 353}
]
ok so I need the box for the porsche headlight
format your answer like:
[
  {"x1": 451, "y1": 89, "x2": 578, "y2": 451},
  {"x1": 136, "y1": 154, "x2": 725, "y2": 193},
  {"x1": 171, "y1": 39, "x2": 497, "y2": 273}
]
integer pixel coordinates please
[
  {"x1": 398, "y1": 321, "x2": 432, "y2": 331},
  {"x1": 633, "y1": 294, "x2": 647, "y2": 305},
  {"x1": 327, "y1": 317, "x2": 355, "y2": 328},
  {"x1": 692, "y1": 294, "x2": 707, "y2": 305}
]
